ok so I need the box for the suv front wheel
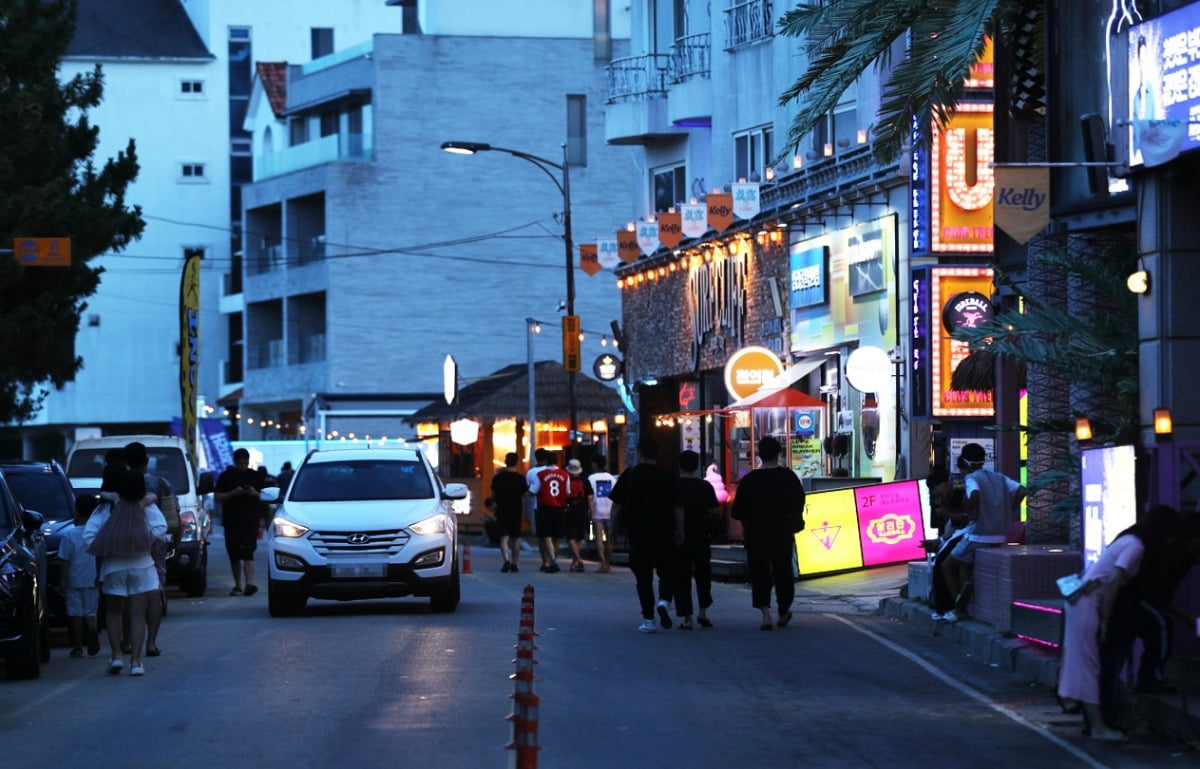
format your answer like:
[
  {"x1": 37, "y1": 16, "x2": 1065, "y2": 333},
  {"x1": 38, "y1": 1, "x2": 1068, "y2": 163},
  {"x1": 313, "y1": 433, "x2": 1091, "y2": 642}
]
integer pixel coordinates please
[
  {"x1": 429, "y1": 559, "x2": 460, "y2": 613},
  {"x1": 268, "y1": 580, "x2": 307, "y2": 617}
]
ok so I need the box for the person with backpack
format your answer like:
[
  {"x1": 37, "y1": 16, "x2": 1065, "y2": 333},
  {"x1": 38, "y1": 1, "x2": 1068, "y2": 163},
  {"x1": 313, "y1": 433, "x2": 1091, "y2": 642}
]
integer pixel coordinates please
[{"x1": 731, "y1": 436, "x2": 806, "y2": 631}]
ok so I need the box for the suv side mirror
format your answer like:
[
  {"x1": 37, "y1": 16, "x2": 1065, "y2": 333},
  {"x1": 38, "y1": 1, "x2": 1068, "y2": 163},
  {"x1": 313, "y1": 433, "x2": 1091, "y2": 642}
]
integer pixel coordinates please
[
  {"x1": 260, "y1": 487, "x2": 281, "y2": 504},
  {"x1": 20, "y1": 506, "x2": 45, "y2": 536},
  {"x1": 197, "y1": 471, "x2": 214, "y2": 495}
]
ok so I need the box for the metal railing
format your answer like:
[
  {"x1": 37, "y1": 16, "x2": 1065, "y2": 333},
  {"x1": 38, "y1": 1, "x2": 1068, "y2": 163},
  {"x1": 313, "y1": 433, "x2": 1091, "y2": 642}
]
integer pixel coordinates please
[
  {"x1": 724, "y1": 0, "x2": 773, "y2": 50},
  {"x1": 606, "y1": 53, "x2": 671, "y2": 103},
  {"x1": 248, "y1": 242, "x2": 283, "y2": 275},
  {"x1": 297, "y1": 235, "x2": 326, "y2": 267},
  {"x1": 671, "y1": 33, "x2": 711, "y2": 82}
]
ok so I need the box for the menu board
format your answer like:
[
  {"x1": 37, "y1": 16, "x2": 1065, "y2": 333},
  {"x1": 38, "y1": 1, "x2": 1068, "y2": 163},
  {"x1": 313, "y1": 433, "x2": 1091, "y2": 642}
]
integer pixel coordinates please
[
  {"x1": 796, "y1": 488, "x2": 864, "y2": 575},
  {"x1": 854, "y1": 481, "x2": 927, "y2": 567}
]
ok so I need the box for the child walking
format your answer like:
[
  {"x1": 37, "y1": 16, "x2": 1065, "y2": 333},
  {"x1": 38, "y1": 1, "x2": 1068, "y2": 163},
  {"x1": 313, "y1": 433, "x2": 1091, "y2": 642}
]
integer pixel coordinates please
[{"x1": 58, "y1": 495, "x2": 101, "y2": 657}]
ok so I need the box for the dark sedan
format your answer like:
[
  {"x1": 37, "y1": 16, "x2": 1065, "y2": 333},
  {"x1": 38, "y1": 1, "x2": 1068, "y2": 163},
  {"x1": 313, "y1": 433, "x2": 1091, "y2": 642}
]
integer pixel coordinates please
[
  {"x1": 0, "y1": 468, "x2": 48, "y2": 679},
  {"x1": 0, "y1": 461, "x2": 78, "y2": 627}
]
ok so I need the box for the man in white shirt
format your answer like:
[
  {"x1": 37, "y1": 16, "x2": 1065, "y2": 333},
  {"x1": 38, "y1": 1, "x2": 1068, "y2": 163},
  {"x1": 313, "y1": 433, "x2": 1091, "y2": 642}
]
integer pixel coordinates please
[{"x1": 587, "y1": 455, "x2": 617, "y2": 573}]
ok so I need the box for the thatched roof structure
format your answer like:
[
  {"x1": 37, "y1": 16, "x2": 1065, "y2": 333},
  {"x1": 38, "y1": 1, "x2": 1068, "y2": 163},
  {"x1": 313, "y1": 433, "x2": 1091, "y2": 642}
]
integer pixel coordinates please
[
  {"x1": 949, "y1": 350, "x2": 1027, "y2": 393},
  {"x1": 408, "y1": 360, "x2": 622, "y2": 424}
]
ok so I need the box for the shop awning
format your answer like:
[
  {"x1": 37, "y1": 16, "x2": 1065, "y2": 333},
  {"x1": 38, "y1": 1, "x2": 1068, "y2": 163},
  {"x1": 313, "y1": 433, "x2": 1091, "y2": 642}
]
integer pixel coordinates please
[{"x1": 728, "y1": 356, "x2": 827, "y2": 410}]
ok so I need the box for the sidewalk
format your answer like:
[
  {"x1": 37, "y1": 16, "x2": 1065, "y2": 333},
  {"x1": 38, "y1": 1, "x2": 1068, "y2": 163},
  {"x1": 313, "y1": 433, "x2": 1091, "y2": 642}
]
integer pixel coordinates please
[{"x1": 798, "y1": 558, "x2": 1200, "y2": 747}]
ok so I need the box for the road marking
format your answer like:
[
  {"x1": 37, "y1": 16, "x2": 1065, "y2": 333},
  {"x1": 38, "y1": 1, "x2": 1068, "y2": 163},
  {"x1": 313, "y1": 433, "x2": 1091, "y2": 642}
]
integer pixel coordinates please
[
  {"x1": 2, "y1": 679, "x2": 84, "y2": 719},
  {"x1": 826, "y1": 614, "x2": 1113, "y2": 769}
]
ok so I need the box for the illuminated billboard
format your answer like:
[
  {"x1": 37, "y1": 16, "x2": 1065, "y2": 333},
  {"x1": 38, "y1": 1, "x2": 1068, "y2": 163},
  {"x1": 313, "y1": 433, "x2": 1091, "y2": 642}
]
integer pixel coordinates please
[
  {"x1": 1081, "y1": 445, "x2": 1137, "y2": 567},
  {"x1": 1128, "y1": 5, "x2": 1200, "y2": 167},
  {"x1": 930, "y1": 267, "x2": 995, "y2": 417},
  {"x1": 930, "y1": 103, "x2": 994, "y2": 253},
  {"x1": 793, "y1": 479, "x2": 931, "y2": 577}
]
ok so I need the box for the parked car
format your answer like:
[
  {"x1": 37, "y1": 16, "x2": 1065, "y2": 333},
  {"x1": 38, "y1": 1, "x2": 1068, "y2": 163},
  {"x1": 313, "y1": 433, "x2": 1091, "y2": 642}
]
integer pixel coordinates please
[
  {"x1": 66, "y1": 435, "x2": 214, "y2": 597},
  {"x1": 0, "y1": 468, "x2": 49, "y2": 679},
  {"x1": 265, "y1": 447, "x2": 468, "y2": 617},
  {"x1": 0, "y1": 460, "x2": 76, "y2": 627}
]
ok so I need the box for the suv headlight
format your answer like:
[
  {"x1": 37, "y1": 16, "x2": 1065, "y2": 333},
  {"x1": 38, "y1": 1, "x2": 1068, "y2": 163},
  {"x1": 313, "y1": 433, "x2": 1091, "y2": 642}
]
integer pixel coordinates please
[
  {"x1": 273, "y1": 516, "x2": 309, "y2": 539},
  {"x1": 409, "y1": 514, "x2": 449, "y2": 535}
]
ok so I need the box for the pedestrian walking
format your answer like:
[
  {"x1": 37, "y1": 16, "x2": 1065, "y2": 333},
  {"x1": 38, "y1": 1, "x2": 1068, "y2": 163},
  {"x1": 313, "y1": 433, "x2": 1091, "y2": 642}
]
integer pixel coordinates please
[
  {"x1": 674, "y1": 450, "x2": 719, "y2": 629},
  {"x1": 564, "y1": 459, "x2": 593, "y2": 572},
  {"x1": 490, "y1": 452, "x2": 527, "y2": 572},
  {"x1": 124, "y1": 441, "x2": 173, "y2": 657},
  {"x1": 214, "y1": 448, "x2": 267, "y2": 596},
  {"x1": 57, "y1": 494, "x2": 101, "y2": 658},
  {"x1": 587, "y1": 455, "x2": 616, "y2": 572},
  {"x1": 84, "y1": 468, "x2": 168, "y2": 676},
  {"x1": 731, "y1": 436, "x2": 805, "y2": 631},
  {"x1": 526, "y1": 448, "x2": 568, "y2": 573},
  {"x1": 609, "y1": 436, "x2": 679, "y2": 632}
]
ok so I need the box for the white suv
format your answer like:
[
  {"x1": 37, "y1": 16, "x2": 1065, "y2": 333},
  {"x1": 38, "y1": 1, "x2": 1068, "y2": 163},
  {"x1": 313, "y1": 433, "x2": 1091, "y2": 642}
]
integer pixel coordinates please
[{"x1": 265, "y1": 447, "x2": 467, "y2": 616}]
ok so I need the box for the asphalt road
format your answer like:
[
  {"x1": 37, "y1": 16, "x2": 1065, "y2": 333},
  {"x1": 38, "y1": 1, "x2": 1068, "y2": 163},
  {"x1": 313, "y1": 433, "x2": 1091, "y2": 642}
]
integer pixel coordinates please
[{"x1": 0, "y1": 536, "x2": 1191, "y2": 769}]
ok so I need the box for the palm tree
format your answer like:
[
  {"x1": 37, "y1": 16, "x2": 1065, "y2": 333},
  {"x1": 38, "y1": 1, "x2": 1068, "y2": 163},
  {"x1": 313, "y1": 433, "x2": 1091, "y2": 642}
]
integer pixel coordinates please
[{"x1": 777, "y1": 0, "x2": 1040, "y2": 161}]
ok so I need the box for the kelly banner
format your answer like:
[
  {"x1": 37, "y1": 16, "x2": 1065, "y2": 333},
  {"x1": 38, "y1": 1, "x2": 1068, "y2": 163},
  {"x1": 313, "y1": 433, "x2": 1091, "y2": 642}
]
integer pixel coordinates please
[
  {"x1": 579, "y1": 243, "x2": 600, "y2": 275},
  {"x1": 707, "y1": 193, "x2": 733, "y2": 232},
  {"x1": 178, "y1": 251, "x2": 201, "y2": 472},
  {"x1": 657, "y1": 210, "x2": 683, "y2": 248},
  {"x1": 993, "y1": 167, "x2": 1049, "y2": 244},
  {"x1": 616, "y1": 228, "x2": 639, "y2": 264}
]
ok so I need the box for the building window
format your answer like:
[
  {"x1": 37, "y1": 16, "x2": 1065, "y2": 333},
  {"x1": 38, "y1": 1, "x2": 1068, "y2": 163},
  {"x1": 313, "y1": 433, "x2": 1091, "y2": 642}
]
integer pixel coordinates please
[
  {"x1": 811, "y1": 107, "x2": 857, "y2": 156},
  {"x1": 652, "y1": 162, "x2": 686, "y2": 212},
  {"x1": 311, "y1": 27, "x2": 334, "y2": 59},
  {"x1": 290, "y1": 117, "x2": 309, "y2": 146},
  {"x1": 178, "y1": 79, "x2": 205, "y2": 98},
  {"x1": 566, "y1": 94, "x2": 587, "y2": 167},
  {"x1": 180, "y1": 162, "x2": 207, "y2": 182},
  {"x1": 319, "y1": 111, "x2": 338, "y2": 138},
  {"x1": 734, "y1": 125, "x2": 772, "y2": 181}
]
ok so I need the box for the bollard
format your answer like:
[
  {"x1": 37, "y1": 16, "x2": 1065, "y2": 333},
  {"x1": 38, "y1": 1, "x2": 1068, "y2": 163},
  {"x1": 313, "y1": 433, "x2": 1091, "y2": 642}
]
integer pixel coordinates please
[
  {"x1": 461, "y1": 539, "x2": 473, "y2": 574},
  {"x1": 506, "y1": 690, "x2": 540, "y2": 769}
]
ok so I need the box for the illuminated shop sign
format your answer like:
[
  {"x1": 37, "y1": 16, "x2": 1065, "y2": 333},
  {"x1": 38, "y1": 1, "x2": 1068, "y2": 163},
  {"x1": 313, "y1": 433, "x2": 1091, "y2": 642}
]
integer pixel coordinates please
[
  {"x1": 593, "y1": 353, "x2": 622, "y2": 382},
  {"x1": 846, "y1": 230, "x2": 885, "y2": 296},
  {"x1": 931, "y1": 267, "x2": 995, "y2": 417},
  {"x1": 723, "y1": 345, "x2": 784, "y2": 400},
  {"x1": 931, "y1": 103, "x2": 994, "y2": 253},
  {"x1": 910, "y1": 268, "x2": 931, "y2": 418},
  {"x1": 1081, "y1": 445, "x2": 1138, "y2": 567},
  {"x1": 910, "y1": 116, "x2": 929, "y2": 256},
  {"x1": 1128, "y1": 4, "x2": 1200, "y2": 167},
  {"x1": 793, "y1": 479, "x2": 929, "y2": 576},
  {"x1": 788, "y1": 245, "x2": 828, "y2": 309}
]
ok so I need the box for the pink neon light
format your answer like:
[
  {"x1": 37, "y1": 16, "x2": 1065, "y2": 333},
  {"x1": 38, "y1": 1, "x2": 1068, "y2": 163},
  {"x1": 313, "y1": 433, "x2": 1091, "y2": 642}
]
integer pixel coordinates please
[
  {"x1": 1011, "y1": 601, "x2": 1063, "y2": 615},
  {"x1": 1016, "y1": 633, "x2": 1060, "y2": 650}
]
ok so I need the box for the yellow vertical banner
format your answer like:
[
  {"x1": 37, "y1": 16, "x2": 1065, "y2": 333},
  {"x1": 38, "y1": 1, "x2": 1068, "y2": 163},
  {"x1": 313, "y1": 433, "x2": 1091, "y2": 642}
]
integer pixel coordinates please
[
  {"x1": 562, "y1": 314, "x2": 581, "y2": 372},
  {"x1": 179, "y1": 252, "x2": 201, "y2": 471}
]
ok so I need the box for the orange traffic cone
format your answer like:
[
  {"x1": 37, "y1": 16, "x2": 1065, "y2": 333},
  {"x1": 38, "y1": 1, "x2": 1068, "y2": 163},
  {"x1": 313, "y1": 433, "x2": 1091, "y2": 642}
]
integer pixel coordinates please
[{"x1": 462, "y1": 540, "x2": 473, "y2": 574}]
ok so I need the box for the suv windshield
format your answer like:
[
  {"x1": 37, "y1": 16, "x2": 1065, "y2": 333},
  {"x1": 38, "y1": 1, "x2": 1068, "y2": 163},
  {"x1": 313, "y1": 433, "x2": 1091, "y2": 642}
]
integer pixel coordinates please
[
  {"x1": 67, "y1": 448, "x2": 192, "y2": 494},
  {"x1": 290, "y1": 459, "x2": 434, "y2": 502},
  {"x1": 3, "y1": 470, "x2": 73, "y2": 520}
]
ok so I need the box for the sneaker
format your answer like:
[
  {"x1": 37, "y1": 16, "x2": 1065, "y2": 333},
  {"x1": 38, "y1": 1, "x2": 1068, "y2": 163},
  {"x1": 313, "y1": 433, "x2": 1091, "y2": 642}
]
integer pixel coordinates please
[
  {"x1": 570, "y1": 562, "x2": 585, "y2": 573},
  {"x1": 244, "y1": 584, "x2": 258, "y2": 596},
  {"x1": 230, "y1": 586, "x2": 243, "y2": 596},
  {"x1": 510, "y1": 563, "x2": 519, "y2": 573},
  {"x1": 106, "y1": 658, "x2": 124, "y2": 675},
  {"x1": 129, "y1": 664, "x2": 145, "y2": 677},
  {"x1": 547, "y1": 562, "x2": 561, "y2": 573},
  {"x1": 942, "y1": 610, "x2": 960, "y2": 623},
  {"x1": 501, "y1": 562, "x2": 512, "y2": 573},
  {"x1": 638, "y1": 619, "x2": 658, "y2": 633},
  {"x1": 656, "y1": 600, "x2": 673, "y2": 629},
  {"x1": 1090, "y1": 727, "x2": 1126, "y2": 742}
]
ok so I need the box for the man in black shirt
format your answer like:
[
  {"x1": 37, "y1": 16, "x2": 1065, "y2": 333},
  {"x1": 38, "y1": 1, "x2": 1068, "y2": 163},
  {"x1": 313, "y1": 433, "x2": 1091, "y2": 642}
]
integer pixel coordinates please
[
  {"x1": 490, "y1": 452, "x2": 527, "y2": 573},
  {"x1": 731, "y1": 436, "x2": 806, "y2": 630},
  {"x1": 610, "y1": 436, "x2": 680, "y2": 633},
  {"x1": 214, "y1": 448, "x2": 267, "y2": 596},
  {"x1": 674, "y1": 450, "x2": 720, "y2": 629}
]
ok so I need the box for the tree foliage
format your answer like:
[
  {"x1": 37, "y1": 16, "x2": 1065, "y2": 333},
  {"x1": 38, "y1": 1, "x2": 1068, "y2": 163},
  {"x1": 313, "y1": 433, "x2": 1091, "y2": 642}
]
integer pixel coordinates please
[
  {"x1": 777, "y1": 0, "x2": 1017, "y2": 162},
  {"x1": 0, "y1": 0, "x2": 144, "y2": 423}
]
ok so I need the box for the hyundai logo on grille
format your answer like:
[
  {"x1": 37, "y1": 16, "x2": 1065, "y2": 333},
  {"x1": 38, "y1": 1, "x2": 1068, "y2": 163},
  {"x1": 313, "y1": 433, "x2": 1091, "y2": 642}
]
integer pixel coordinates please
[{"x1": 347, "y1": 533, "x2": 371, "y2": 545}]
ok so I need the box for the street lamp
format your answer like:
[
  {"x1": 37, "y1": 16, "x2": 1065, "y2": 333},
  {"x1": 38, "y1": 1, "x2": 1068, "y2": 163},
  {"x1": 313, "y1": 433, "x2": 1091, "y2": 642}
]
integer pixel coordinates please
[{"x1": 441, "y1": 140, "x2": 578, "y2": 456}]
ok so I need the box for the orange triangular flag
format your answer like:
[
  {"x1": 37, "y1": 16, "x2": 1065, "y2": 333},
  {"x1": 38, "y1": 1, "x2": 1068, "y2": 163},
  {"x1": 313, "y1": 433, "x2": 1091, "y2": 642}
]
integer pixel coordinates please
[
  {"x1": 657, "y1": 211, "x2": 683, "y2": 248},
  {"x1": 579, "y1": 243, "x2": 600, "y2": 276},
  {"x1": 707, "y1": 193, "x2": 733, "y2": 232}
]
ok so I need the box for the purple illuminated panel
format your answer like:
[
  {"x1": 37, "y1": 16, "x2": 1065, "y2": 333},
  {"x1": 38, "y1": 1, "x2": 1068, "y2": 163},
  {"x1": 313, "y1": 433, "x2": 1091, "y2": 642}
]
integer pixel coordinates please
[{"x1": 854, "y1": 481, "x2": 927, "y2": 567}]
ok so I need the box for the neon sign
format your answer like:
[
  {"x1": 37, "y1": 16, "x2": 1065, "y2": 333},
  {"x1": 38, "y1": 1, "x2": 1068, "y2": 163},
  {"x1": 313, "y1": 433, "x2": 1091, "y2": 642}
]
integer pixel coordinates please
[{"x1": 930, "y1": 103, "x2": 995, "y2": 253}]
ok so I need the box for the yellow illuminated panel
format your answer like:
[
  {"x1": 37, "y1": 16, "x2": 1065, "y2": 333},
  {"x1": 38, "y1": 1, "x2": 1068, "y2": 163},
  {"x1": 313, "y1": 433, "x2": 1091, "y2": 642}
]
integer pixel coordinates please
[
  {"x1": 931, "y1": 103, "x2": 994, "y2": 253},
  {"x1": 796, "y1": 488, "x2": 864, "y2": 576}
]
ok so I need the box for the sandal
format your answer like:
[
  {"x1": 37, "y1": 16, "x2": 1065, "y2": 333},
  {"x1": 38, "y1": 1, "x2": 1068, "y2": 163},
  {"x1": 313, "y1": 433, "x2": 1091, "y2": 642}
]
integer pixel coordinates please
[
  {"x1": 145, "y1": 646, "x2": 162, "y2": 657},
  {"x1": 777, "y1": 610, "x2": 793, "y2": 628},
  {"x1": 679, "y1": 619, "x2": 694, "y2": 630},
  {"x1": 697, "y1": 616, "x2": 713, "y2": 628}
]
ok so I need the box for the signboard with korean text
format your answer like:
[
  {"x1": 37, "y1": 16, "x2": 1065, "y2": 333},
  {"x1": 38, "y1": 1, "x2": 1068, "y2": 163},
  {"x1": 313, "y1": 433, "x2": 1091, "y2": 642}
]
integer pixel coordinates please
[
  {"x1": 1128, "y1": 5, "x2": 1200, "y2": 167},
  {"x1": 1081, "y1": 445, "x2": 1137, "y2": 567},
  {"x1": 930, "y1": 103, "x2": 994, "y2": 253},
  {"x1": 854, "y1": 482, "x2": 926, "y2": 567},
  {"x1": 723, "y1": 345, "x2": 784, "y2": 400}
]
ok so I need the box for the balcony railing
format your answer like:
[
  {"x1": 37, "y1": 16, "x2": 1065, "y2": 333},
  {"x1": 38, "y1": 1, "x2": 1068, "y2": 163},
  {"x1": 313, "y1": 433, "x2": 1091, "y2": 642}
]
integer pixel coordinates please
[
  {"x1": 299, "y1": 332, "x2": 326, "y2": 364},
  {"x1": 297, "y1": 235, "x2": 326, "y2": 267},
  {"x1": 248, "y1": 242, "x2": 283, "y2": 276},
  {"x1": 254, "y1": 131, "x2": 373, "y2": 181},
  {"x1": 606, "y1": 53, "x2": 671, "y2": 103},
  {"x1": 248, "y1": 339, "x2": 284, "y2": 370},
  {"x1": 670, "y1": 33, "x2": 711, "y2": 83},
  {"x1": 724, "y1": 0, "x2": 773, "y2": 50}
]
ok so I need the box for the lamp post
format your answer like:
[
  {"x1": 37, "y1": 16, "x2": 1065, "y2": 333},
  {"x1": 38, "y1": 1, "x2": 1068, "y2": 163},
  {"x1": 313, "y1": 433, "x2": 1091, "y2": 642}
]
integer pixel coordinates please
[{"x1": 442, "y1": 140, "x2": 578, "y2": 456}]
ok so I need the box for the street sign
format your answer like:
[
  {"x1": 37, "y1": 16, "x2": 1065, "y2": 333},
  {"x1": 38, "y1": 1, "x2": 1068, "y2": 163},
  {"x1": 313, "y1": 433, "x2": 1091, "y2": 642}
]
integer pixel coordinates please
[
  {"x1": 13, "y1": 237, "x2": 71, "y2": 266},
  {"x1": 562, "y1": 315, "x2": 581, "y2": 372}
]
